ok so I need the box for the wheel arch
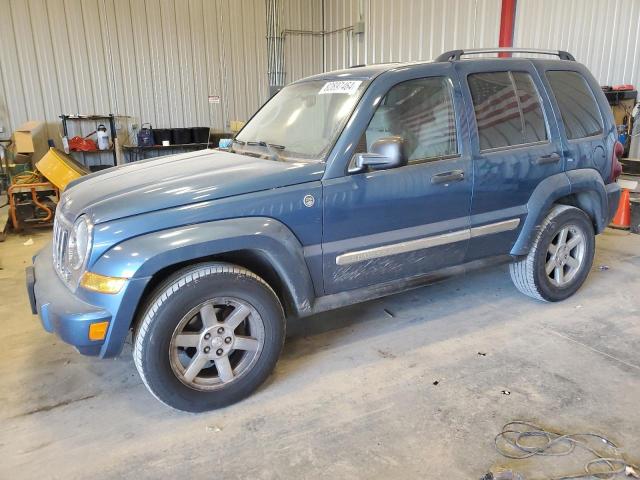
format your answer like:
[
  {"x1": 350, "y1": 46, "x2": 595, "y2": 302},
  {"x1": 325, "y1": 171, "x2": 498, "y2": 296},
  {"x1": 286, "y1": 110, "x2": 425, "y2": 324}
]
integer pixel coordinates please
[
  {"x1": 94, "y1": 217, "x2": 317, "y2": 357},
  {"x1": 511, "y1": 170, "x2": 607, "y2": 256}
]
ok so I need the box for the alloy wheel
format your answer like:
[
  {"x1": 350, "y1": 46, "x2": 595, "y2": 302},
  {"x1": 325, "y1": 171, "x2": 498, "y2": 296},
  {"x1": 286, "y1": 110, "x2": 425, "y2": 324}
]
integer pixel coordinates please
[
  {"x1": 545, "y1": 223, "x2": 586, "y2": 287},
  {"x1": 169, "y1": 297, "x2": 265, "y2": 390}
]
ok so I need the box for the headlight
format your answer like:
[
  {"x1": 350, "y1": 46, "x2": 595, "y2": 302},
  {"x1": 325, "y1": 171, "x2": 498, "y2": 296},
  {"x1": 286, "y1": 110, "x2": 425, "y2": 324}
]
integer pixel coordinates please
[{"x1": 68, "y1": 215, "x2": 92, "y2": 271}]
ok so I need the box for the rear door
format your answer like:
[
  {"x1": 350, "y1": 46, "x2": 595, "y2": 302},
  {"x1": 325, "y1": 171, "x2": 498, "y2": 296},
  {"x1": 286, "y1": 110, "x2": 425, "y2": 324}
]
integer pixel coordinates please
[
  {"x1": 455, "y1": 60, "x2": 564, "y2": 260},
  {"x1": 543, "y1": 69, "x2": 607, "y2": 176},
  {"x1": 321, "y1": 65, "x2": 473, "y2": 294}
]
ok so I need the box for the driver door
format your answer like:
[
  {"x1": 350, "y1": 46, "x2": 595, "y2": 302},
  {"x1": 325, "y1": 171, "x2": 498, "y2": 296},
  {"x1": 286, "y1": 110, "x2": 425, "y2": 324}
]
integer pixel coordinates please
[{"x1": 321, "y1": 67, "x2": 473, "y2": 294}]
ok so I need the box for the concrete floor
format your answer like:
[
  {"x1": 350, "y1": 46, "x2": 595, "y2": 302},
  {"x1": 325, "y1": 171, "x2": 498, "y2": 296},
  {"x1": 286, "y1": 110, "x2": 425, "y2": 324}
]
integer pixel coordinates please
[{"x1": 1, "y1": 229, "x2": 638, "y2": 479}]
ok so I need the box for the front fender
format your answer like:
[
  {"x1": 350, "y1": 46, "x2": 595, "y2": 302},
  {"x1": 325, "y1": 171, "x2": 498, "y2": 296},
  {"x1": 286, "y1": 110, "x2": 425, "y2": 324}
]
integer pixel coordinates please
[{"x1": 91, "y1": 217, "x2": 317, "y2": 353}]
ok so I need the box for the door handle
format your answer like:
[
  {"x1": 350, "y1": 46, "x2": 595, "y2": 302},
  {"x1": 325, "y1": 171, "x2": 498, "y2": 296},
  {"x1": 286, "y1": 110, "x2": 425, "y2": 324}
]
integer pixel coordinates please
[
  {"x1": 431, "y1": 169, "x2": 464, "y2": 184},
  {"x1": 532, "y1": 153, "x2": 561, "y2": 165}
]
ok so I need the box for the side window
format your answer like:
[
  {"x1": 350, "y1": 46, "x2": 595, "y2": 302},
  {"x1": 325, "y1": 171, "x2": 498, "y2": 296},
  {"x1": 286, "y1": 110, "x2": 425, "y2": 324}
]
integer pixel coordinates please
[
  {"x1": 362, "y1": 76, "x2": 458, "y2": 163},
  {"x1": 468, "y1": 71, "x2": 548, "y2": 151},
  {"x1": 513, "y1": 73, "x2": 547, "y2": 143},
  {"x1": 546, "y1": 71, "x2": 603, "y2": 140}
]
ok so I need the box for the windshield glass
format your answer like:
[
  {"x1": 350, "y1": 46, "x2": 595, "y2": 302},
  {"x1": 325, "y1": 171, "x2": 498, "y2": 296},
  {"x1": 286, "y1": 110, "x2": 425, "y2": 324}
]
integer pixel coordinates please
[{"x1": 234, "y1": 79, "x2": 368, "y2": 162}]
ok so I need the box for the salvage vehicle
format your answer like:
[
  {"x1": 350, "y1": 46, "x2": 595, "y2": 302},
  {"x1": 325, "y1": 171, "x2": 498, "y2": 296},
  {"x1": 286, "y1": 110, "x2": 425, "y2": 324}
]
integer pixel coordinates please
[{"x1": 26, "y1": 48, "x2": 622, "y2": 412}]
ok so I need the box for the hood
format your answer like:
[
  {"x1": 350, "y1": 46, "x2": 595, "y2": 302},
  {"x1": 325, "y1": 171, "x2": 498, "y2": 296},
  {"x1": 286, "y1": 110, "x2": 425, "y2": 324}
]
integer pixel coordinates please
[{"x1": 60, "y1": 149, "x2": 325, "y2": 223}]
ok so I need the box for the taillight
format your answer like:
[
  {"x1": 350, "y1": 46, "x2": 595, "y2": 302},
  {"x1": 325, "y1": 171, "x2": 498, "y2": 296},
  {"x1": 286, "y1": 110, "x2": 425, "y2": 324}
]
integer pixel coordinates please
[{"x1": 610, "y1": 141, "x2": 623, "y2": 182}]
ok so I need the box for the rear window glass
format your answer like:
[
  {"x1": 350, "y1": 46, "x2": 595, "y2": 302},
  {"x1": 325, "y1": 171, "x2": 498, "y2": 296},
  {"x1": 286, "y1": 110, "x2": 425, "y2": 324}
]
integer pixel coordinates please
[
  {"x1": 546, "y1": 71, "x2": 603, "y2": 140},
  {"x1": 468, "y1": 71, "x2": 547, "y2": 151}
]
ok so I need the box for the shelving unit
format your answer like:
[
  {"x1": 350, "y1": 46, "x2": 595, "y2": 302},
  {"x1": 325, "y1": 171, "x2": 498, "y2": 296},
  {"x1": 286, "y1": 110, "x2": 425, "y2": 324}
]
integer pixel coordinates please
[{"x1": 59, "y1": 114, "x2": 119, "y2": 166}]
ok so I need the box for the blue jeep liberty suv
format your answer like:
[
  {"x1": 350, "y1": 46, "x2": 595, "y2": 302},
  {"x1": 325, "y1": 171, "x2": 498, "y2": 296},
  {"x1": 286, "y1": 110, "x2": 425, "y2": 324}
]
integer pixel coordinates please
[{"x1": 26, "y1": 48, "x2": 623, "y2": 411}]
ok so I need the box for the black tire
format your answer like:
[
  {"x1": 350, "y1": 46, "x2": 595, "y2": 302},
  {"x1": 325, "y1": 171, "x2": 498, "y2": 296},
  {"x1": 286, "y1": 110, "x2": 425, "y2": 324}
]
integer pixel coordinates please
[
  {"x1": 509, "y1": 205, "x2": 595, "y2": 302},
  {"x1": 133, "y1": 262, "x2": 285, "y2": 412}
]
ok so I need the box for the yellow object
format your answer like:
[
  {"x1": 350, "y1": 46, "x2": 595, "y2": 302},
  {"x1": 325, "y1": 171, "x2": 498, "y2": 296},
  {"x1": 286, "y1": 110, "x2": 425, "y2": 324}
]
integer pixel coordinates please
[
  {"x1": 80, "y1": 271, "x2": 127, "y2": 294},
  {"x1": 88, "y1": 321, "x2": 110, "y2": 341},
  {"x1": 35, "y1": 147, "x2": 89, "y2": 190},
  {"x1": 230, "y1": 120, "x2": 246, "y2": 133}
]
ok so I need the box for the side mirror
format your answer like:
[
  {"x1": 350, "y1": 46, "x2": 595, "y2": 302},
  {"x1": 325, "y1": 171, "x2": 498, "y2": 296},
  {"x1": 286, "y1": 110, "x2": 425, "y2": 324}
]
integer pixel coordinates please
[{"x1": 350, "y1": 136, "x2": 407, "y2": 173}]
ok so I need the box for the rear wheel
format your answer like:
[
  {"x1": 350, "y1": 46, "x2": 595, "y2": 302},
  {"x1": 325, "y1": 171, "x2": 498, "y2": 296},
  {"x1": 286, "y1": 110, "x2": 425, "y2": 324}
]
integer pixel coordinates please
[
  {"x1": 133, "y1": 263, "x2": 285, "y2": 412},
  {"x1": 510, "y1": 205, "x2": 595, "y2": 302}
]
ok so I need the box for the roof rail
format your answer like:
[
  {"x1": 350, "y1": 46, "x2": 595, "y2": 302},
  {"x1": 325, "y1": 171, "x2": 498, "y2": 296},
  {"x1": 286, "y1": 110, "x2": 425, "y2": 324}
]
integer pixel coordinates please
[{"x1": 435, "y1": 48, "x2": 576, "y2": 62}]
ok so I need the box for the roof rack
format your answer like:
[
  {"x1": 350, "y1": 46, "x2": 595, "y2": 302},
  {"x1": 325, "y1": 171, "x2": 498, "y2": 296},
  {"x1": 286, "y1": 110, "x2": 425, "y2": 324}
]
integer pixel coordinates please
[{"x1": 435, "y1": 48, "x2": 575, "y2": 62}]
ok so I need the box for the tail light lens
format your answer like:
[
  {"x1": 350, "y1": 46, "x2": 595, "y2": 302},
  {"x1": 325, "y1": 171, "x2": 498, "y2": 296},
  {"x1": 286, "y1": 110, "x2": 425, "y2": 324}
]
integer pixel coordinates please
[{"x1": 610, "y1": 141, "x2": 623, "y2": 182}]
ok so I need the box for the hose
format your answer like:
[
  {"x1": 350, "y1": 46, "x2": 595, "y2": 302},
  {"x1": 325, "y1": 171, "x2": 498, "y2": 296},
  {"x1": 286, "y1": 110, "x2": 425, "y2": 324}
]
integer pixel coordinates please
[
  {"x1": 493, "y1": 420, "x2": 640, "y2": 479},
  {"x1": 11, "y1": 170, "x2": 42, "y2": 185}
]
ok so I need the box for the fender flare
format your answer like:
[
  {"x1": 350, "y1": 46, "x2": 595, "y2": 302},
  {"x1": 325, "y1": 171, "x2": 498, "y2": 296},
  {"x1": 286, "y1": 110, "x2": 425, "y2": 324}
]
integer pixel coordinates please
[
  {"x1": 93, "y1": 217, "x2": 316, "y2": 357},
  {"x1": 564, "y1": 168, "x2": 609, "y2": 233},
  {"x1": 510, "y1": 169, "x2": 609, "y2": 256},
  {"x1": 511, "y1": 173, "x2": 570, "y2": 256}
]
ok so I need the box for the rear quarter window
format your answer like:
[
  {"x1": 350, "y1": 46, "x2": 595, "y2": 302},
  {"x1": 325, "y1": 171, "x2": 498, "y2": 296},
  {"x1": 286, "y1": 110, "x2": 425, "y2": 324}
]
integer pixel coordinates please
[
  {"x1": 546, "y1": 71, "x2": 603, "y2": 140},
  {"x1": 468, "y1": 71, "x2": 548, "y2": 151}
]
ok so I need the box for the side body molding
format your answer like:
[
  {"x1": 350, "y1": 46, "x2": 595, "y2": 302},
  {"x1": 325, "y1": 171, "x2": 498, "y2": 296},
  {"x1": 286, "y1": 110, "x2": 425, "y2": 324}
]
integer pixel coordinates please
[{"x1": 92, "y1": 217, "x2": 317, "y2": 316}]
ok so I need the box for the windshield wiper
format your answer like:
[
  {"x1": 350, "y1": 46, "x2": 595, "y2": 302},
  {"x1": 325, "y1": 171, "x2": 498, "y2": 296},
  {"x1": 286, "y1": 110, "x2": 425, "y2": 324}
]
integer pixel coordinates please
[
  {"x1": 245, "y1": 140, "x2": 286, "y2": 161},
  {"x1": 232, "y1": 139, "x2": 246, "y2": 145},
  {"x1": 246, "y1": 140, "x2": 285, "y2": 149}
]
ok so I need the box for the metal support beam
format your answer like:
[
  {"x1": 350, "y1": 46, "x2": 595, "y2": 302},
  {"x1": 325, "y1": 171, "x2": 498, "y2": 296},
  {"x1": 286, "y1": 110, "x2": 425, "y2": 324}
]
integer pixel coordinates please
[{"x1": 498, "y1": 0, "x2": 517, "y2": 57}]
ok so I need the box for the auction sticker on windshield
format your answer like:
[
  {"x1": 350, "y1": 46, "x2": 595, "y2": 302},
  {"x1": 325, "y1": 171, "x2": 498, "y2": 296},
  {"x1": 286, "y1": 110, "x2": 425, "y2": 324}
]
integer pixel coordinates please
[{"x1": 319, "y1": 80, "x2": 362, "y2": 95}]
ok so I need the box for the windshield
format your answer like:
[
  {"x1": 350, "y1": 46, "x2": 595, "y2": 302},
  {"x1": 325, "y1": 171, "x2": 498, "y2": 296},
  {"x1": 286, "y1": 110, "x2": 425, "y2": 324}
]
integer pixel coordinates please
[{"x1": 234, "y1": 79, "x2": 368, "y2": 162}]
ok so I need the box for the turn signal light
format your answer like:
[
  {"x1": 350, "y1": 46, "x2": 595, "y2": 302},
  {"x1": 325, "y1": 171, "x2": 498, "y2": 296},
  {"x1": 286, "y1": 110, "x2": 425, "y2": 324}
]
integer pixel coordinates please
[
  {"x1": 89, "y1": 321, "x2": 110, "y2": 341},
  {"x1": 80, "y1": 271, "x2": 127, "y2": 294}
]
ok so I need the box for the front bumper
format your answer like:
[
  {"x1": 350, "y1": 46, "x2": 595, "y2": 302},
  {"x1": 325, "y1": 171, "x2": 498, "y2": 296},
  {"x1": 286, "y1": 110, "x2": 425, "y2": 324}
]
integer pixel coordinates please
[
  {"x1": 26, "y1": 244, "x2": 111, "y2": 356},
  {"x1": 606, "y1": 182, "x2": 622, "y2": 225}
]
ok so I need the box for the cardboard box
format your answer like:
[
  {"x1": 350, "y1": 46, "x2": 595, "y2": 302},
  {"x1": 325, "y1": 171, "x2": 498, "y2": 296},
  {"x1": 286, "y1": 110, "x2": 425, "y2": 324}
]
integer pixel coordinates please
[
  {"x1": 612, "y1": 99, "x2": 635, "y2": 126},
  {"x1": 13, "y1": 121, "x2": 48, "y2": 162},
  {"x1": 12, "y1": 152, "x2": 32, "y2": 165}
]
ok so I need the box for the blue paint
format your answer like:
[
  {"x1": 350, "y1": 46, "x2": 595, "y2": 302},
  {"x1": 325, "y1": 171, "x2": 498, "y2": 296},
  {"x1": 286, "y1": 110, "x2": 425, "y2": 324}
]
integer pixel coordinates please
[{"x1": 28, "y1": 57, "x2": 620, "y2": 357}]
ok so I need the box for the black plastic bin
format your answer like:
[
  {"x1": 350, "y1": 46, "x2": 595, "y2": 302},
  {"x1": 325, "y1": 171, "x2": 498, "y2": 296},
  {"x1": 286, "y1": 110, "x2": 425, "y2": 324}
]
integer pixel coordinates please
[
  {"x1": 191, "y1": 127, "x2": 210, "y2": 144},
  {"x1": 171, "y1": 128, "x2": 193, "y2": 145},
  {"x1": 153, "y1": 129, "x2": 172, "y2": 145}
]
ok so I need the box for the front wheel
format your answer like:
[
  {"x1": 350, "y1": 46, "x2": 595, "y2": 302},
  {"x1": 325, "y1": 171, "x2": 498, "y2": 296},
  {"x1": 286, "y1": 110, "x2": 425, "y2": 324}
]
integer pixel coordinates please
[
  {"x1": 133, "y1": 263, "x2": 285, "y2": 412},
  {"x1": 510, "y1": 205, "x2": 595, "y2": 302}
]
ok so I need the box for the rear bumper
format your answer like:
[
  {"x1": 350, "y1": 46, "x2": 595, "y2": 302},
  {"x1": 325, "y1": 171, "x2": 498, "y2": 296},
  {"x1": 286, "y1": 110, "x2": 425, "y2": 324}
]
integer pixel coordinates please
[
  {"x1": 605, "y1": 182, "x2": 622, "y2": 225},
  {"x1": 27, "y1": 244, "x2": 112, "y2": 356}
]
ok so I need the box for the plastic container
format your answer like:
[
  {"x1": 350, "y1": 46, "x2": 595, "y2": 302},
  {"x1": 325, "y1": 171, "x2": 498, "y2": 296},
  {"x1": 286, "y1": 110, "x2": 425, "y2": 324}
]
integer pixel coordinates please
[
  {"x1": 35, "y1": 147, "x2": 88, "y2": 190},
  {"x1": 210, "y1": 132, "x2": 232, "y2": 147},
  {"x1": 191, "y1": 127, "x2": 210, "y2": 144},
  {"x1": 153, "y1": 129, "x2": 172, "y2": 145},
  {"x1": 97, "y1": 124, "x2": 110, "y2": 150},
  {"x1": 171, "y1": 128, "x2": 193, "y2": 145},
  {"x1": 138, "y1": 123, "x2": 154, "y2": 147}
]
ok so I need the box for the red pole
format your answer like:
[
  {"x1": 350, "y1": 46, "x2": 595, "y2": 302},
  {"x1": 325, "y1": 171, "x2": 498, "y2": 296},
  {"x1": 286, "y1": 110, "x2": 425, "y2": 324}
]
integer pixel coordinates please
[{"x1": 498, "y1": 0, "x2": 517, "y2": 57}]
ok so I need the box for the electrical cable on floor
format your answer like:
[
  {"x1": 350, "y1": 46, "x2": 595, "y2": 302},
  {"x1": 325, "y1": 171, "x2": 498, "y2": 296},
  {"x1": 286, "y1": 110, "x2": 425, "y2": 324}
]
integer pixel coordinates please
[{"x1": 492, "y1": 420, "x2": 640, "y2": 480}]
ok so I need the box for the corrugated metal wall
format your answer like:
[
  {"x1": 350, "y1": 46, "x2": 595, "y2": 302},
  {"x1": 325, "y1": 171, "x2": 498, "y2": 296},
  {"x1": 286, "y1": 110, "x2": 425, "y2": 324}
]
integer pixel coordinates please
[
  {"x1": 282, "y1": 0, "x2": 325, "y2": 83},
  {"x1": 323, "y1": 0, "x2": 502, "y2": 71},
  {"x1": 514, "y1": 0, "x2": 640, "y2": 87},
  {"x1": 0, "y1": 0, "x2": 323, "y2": 155},
  {"x1": 3, "y1": 0, "x2": 639, "y2": 161}
]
